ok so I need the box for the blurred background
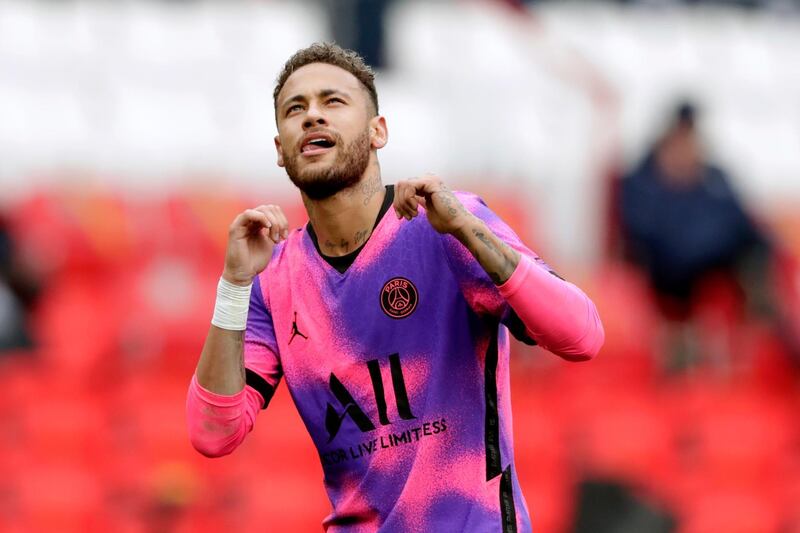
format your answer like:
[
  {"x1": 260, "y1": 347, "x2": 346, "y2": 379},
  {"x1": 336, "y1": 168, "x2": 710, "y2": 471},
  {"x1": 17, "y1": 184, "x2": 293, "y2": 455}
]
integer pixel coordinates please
[{"x1": 1, "y1": 0, "x2": 800, "y2": 531}]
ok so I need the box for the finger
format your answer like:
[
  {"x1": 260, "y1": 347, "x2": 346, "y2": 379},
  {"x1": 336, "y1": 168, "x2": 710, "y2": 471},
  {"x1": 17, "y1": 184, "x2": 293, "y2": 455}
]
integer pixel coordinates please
[
  {"x1": 234, "y1": 209, "x2": 271, "y2": 229},
  {"x1": 393, "y1": 181, "x2": 409, "y2": 219},
  {"x1": 272, "y1": 206, "x2": 290, "y2": 239},
  {"x1": 249, "y1": 207, "x2": 280, "y2": 242},
  {"x1": 265, "y1": 212, "x2": 282, "y2": 243},
  {"x1": 255, "y1": 205, "x2": 287, "y2": 242},
  {"x1": 409, "y1": 175, "x2": 443, "y2": 198},
  {"x1": 407, "y1": 177, "x2": 440, "y2": 219},
  {"x1": 398, "y1": 186, "x2": 415, "y2": 220},
  {"x1": 262, "y1": 205, "x2": 287, "y2": 241},
  {"x1": 231, "y1": 209, "x2": 271, "y2": 238},
  {"x1": 404, "y1": 180, "x2": 422, "y2": 216},
  {"x1": 407, "y1": 195, "x2": 419, "y2": 217}
]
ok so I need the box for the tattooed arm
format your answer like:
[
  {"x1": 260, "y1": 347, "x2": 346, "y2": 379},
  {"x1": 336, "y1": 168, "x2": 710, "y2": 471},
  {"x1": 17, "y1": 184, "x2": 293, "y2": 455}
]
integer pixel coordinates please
[
  {"x1": 453, "y1": 220, "x2": 520, "y2": 285},
  {"x1": 394, "y1": 175, "x2": 519, "y2": 284},
  {"x1": 394, "y1": 175, "x2": 603, "y2": 360}
]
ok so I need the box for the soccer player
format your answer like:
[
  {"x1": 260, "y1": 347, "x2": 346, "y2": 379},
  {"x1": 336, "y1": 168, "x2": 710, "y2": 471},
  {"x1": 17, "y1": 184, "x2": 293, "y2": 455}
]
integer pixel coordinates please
[{"x1": 187, "y1": 43, "x2": 604, "y2": 532}]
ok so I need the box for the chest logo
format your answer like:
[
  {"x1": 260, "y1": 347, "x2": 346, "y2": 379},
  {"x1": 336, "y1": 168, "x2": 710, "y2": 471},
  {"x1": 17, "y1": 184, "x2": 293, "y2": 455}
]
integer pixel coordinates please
[
  {"x1": 380, "y1": 277, "x2": 418, "y2": 319},
  {"x1": 289, "y1": 312, "x2": 308, "y2": 345}
]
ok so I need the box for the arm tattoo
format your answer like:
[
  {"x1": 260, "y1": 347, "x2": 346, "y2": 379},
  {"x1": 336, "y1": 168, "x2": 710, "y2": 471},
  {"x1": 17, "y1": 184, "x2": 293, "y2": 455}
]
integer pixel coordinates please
[
  {"x1": 237, "y1": 333, "x2": 246, "y2": 381},
  {"x1": 435, "y1": 188, "x2": 469, "y2": 219},
  {"x1": 471, "y1": 228, "x2": 519, "y2": 285}
]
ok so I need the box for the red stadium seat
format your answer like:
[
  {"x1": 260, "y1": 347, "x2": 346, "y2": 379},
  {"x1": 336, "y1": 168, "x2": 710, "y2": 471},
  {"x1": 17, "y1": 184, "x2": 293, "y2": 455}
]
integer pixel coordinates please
[
  {"x1": 513, "y1": 388, "x2": 573, "y2": 533},
  {"x1": 574, "y1": 388, "x2": 677, "y2": 499},
  {"x1": 31, "y1": 274, "x2": 120, "y2": 382},
  {"x1": 568, "y1": 261, "x2": 660, "y2": 386},
  {"x1": 24, "y1": 391, "x2": 106, "y2": 464},
  {"x1": 17, "y1": 463, "x2": 105, "y2": 533},
  {"x1": 679, "y1": 486, "x2": 782, "y2": 533},
  {"x1": 691, "y1": 389, "x2": 797, "y2": 488}
]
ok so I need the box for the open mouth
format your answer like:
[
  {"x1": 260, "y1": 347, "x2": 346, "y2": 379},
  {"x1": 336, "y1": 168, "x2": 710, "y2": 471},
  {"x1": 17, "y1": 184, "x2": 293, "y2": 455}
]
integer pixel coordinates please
[{"x1": 301, "y1": 135, "x2": 336, "y2": 156}]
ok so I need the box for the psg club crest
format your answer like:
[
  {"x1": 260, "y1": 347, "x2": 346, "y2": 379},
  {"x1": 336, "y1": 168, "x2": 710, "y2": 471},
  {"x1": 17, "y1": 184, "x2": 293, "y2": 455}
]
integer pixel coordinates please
[{"x1": 380, "y1": 277, "x2": 418, "y2": 319}]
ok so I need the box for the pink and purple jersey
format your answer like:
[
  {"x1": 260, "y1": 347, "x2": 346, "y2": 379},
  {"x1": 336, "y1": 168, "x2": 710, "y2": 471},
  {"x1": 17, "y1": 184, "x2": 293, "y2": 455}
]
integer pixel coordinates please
[{"x1": 187, "y1": 188, "x2": 604, "y2": 532}]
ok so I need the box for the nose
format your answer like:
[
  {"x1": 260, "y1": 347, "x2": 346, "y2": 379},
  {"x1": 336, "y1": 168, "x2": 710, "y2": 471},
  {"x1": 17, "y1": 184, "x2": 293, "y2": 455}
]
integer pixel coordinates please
[{"x1": 303, "y1": 102, "x2": 327, "y2": 129}]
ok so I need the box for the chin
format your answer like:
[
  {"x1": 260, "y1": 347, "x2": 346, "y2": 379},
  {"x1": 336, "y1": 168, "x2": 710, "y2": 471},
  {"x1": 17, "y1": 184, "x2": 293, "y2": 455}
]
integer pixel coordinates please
[{"x1": 297, "y1": 166, "x2": 334, "y2": 183}]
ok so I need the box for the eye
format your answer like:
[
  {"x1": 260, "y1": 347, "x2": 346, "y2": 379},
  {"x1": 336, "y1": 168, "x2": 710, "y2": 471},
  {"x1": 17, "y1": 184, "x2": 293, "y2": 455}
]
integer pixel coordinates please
[
  {"x1": 286, "y1": 104, "x2": 303, "y2": 116},
  {"x1": 327, "y1": 97, "x2": 344, "y2": 105}
]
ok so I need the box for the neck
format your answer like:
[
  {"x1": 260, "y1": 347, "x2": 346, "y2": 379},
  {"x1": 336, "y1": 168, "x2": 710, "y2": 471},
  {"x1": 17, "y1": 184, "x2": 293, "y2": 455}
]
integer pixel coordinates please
[{"x1": 303, "y1": 159, "x2": 385, "y2": 257}]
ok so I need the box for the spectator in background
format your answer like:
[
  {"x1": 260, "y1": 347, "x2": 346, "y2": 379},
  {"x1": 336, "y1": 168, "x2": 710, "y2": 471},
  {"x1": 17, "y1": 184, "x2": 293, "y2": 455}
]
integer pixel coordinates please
[
  {"x1": 325, "y1": 0, "x2": 392, "y2": 70},
  {"x1": 0, "y1": 215, "x2": 38, "y2": 352},
  {"x1": 619, "y1": 101, "x2": 776, "y2": 371}
]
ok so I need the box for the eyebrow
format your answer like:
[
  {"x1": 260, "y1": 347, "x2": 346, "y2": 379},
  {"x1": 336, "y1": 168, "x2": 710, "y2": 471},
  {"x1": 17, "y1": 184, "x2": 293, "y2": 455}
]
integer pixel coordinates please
[{"x1": 281, "y1": 89, "x2": 351, "y2": 110}]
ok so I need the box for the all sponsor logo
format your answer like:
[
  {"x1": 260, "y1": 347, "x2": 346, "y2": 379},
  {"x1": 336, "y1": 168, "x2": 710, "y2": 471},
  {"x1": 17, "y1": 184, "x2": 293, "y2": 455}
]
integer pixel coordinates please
[
  {"x1": 325, "y1": 353, "x2": 415, "y2": 442},
  {"x1": 321, "y1": 353, "x2": 449, "y2": 466}
]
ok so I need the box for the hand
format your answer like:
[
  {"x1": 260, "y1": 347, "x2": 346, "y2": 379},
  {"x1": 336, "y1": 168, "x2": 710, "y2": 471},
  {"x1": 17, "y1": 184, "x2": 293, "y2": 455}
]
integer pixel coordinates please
[
  {"x1": 394, "y1": 174, "x2": 474, "y2": 235},
  {"x1": 222, "y1": 205, "x2": 289, "y2": 286}
]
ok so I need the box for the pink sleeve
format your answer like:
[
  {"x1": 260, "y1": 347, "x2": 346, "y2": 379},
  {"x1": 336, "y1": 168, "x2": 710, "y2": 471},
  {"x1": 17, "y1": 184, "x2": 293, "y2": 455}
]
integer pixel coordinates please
[
  {"x1": 186, "y1": 374, "x2": 263, "y2": 457},
  {"x1": 498, "y1": 255, "x2": 604, "y2": 361}
]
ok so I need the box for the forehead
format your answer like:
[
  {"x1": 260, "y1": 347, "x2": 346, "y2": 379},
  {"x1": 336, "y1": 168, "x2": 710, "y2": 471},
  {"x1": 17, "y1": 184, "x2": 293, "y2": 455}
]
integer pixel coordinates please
[{"x1": 277, "y1": 62, "x2": 366, "y2": 106}]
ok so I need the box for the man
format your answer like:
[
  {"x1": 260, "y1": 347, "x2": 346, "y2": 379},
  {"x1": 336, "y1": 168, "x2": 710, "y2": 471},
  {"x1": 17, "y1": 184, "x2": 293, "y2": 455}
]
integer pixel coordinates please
[
  {"x1": 187, "y1": 43, "x2": 604, "y2": 532},
  {"x1": 619, "y1": 102, "x2": 769, "y2": 318},
  {"x1": 618, "y1": 102, "x2": 786, "y2": 370}
]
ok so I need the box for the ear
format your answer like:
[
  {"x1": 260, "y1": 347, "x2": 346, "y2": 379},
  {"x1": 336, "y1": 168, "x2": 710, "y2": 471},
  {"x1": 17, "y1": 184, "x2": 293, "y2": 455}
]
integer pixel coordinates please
[
  {"x1": 369, "y1": 115, "x2": 388, "y2": 150},
  {"x1": 274, "y1": 135, "x2": 285, "y2": 167}
]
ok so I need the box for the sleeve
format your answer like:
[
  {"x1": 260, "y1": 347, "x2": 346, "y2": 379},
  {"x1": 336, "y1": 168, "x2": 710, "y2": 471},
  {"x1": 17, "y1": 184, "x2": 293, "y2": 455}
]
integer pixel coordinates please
[
  {"x1": 243, "y1": 273, "x2": 283, "y2": 406},
  {"x1": 440, "y1": 192, "x2": 604, "y2": 361},
  {"x1": 186, "y1": 273, "x2": 284, "y2": 457}
]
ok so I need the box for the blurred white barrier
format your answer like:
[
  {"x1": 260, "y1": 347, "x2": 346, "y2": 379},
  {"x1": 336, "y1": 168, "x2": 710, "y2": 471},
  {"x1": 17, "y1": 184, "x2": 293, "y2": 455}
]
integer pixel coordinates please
[{"x1": 0, "y1": 0, "x2": 798, "y2": 264}]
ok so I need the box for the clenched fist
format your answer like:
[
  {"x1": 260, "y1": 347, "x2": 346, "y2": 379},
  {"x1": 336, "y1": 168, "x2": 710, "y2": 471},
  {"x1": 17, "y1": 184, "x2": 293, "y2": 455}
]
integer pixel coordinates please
[
  {"x1": 222, "y1": 205, "x2": 289, "y2": 286},
  {"x1": 394, "y1": 174, "x2": 474, "y2": 235}
]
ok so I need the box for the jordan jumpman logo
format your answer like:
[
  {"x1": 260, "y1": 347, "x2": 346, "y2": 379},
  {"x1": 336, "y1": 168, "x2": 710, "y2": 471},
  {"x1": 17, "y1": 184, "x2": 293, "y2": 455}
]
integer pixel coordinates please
[{"x1": 289, "y1": 312, "x2": 308, "y2": 344}]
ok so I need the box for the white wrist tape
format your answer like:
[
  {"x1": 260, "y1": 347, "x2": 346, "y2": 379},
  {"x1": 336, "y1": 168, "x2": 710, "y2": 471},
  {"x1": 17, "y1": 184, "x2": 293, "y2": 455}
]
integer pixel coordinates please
[{"x1": 211, "y1": 277, "x2": 252, "y2": 331}]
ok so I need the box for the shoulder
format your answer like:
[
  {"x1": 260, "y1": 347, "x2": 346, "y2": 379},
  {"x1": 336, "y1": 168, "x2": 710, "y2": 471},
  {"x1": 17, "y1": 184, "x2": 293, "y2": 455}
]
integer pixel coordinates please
[
  {"x1": 452, "y1": 190, "x2": 488, "y2": 212},
  {"x1": 451, "y1": 190, "x2": 507, "y2": 228},
  {"x1": 702, "y1": 166, "x2": 737, "y2": 198}
]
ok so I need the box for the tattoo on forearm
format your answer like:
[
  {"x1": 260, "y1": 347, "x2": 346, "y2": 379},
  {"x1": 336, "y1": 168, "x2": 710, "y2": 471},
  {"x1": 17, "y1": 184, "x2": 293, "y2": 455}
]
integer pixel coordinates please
[
  {"x1": 471, "y1": 228, "x2": 519, "y2": 284},
  {"x1": 434, "y1": 188, "x2": 470, "y2": 219},
  {"x1": 236, "y1": 334, "x2": 245, "y2": 381},
  {"x1": 441, "y1": 194, "x2": 458, "y2": 217}
]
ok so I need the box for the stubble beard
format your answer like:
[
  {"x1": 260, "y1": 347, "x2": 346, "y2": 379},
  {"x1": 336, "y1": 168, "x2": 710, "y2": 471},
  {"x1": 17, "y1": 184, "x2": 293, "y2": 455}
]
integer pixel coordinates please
[{"x1": 284, "y1": 129, "x2": 371, "y2": 200}]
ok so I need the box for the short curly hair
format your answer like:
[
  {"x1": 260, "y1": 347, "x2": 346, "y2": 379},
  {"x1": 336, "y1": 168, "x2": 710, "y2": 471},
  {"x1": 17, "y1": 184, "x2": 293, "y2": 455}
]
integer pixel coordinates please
[{"x1": 273, "y1": 42, "x2": 379, "y2": 117}]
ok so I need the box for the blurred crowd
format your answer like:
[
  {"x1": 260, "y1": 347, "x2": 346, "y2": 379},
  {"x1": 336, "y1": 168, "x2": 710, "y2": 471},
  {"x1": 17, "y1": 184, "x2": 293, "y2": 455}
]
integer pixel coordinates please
[{"x1": 1, "y1": 110, "x2": 799, "y2": 533}]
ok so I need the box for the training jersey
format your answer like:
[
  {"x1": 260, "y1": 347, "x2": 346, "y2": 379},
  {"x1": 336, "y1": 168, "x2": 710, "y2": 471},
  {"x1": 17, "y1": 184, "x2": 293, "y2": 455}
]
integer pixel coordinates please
[{"x1": 188, "y1": 186, "x2": 604, "y2": 532}]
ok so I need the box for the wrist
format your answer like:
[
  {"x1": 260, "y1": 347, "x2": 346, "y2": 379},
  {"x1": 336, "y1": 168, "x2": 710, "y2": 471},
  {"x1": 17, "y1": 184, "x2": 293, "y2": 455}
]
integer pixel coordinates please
[
  {"x1": 211, "y1": 277, "x2": 252, "y2": 331},
  {"x1": 222, "y1": 269, "x2": 254, "y2": 287}
]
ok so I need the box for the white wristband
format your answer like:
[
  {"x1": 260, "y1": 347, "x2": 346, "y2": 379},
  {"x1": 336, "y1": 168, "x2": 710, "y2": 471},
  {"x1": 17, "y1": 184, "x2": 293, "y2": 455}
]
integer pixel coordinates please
[{"x1": 211, "y1": 277, "x2": 252, "y2": 331}]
